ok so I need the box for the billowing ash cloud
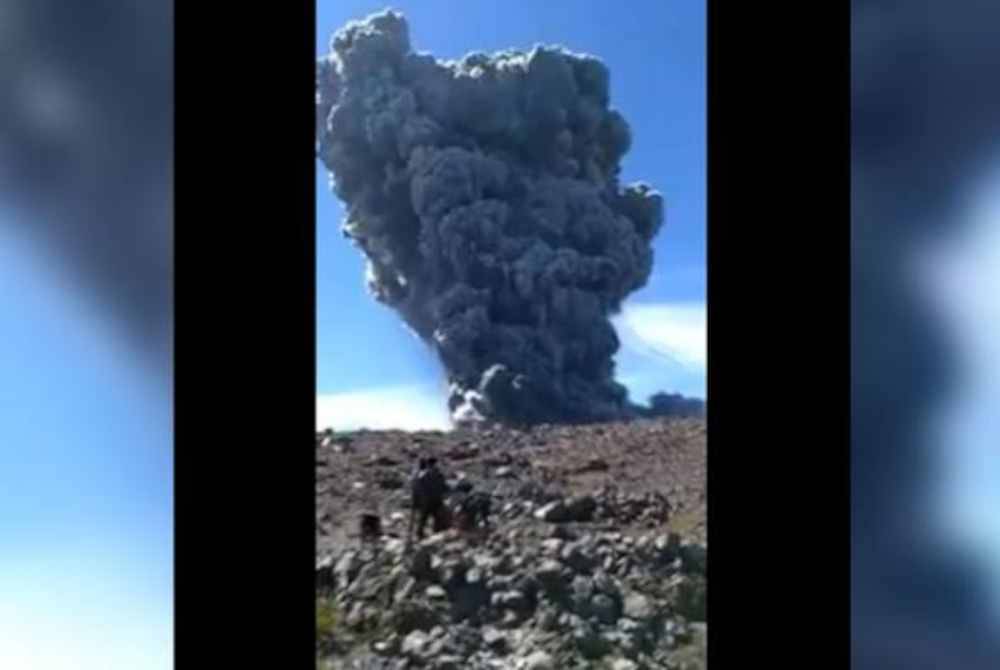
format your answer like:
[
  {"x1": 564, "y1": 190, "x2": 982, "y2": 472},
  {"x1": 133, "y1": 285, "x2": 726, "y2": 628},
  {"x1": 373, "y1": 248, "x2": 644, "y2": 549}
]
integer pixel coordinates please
[{"x1": 317, "y1": 10, "x2": 671, "y2": 426}]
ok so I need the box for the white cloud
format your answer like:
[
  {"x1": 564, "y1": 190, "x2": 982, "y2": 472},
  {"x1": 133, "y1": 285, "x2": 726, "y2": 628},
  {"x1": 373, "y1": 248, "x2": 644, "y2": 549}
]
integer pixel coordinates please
[
  {"x1": 612, "y1": 301, "x2": 707, "y2": 400},
  {"x1": 316, "y1": 383, "x2": 452, "y2": 432},
  {"x1": 615, "y1": 303, "x2": 708, "y2": 370},
  {"x1": 614, "y1": 302, "x2": 706, "y2": 369}
]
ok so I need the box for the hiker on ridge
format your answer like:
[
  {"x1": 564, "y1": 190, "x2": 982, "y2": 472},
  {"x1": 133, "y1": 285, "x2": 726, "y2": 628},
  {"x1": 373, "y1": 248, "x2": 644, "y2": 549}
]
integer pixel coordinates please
[{"x1": 409, "y1": 456, "x2": 449, "y2": 541}]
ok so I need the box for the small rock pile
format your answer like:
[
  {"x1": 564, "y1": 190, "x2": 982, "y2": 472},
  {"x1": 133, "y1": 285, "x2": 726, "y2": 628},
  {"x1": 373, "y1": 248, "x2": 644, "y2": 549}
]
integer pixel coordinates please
[{"x1": 317, "y1": 519, "x2": 706, "y2": 669}]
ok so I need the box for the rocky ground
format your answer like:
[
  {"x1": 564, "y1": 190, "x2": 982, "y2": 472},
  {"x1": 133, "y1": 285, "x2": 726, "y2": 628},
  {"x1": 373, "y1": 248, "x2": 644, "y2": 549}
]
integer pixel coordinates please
[{"x1": 316, "y1": 418, "x2": 707, "y2": 670}]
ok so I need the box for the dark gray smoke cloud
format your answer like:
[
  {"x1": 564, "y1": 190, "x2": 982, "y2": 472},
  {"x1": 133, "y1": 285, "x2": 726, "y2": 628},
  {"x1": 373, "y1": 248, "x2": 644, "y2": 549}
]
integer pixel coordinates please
[
  {"x1": 317, "y1": 10, "x2": 670, "y2": 426},
  {"x1": 636, "y1": 392, "x2": 705, "y2": 420}
]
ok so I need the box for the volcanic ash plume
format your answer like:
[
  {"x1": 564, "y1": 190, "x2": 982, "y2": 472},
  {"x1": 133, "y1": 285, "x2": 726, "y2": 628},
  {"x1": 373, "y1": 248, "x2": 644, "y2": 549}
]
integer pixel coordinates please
[{"x1": 317, "y1": 10, "x2": 666, "y2": 426}]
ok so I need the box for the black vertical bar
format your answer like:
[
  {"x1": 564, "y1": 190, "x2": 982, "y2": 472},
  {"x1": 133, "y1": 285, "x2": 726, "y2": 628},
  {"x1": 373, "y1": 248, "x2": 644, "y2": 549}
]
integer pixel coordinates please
[
  {"x1": 707, "y1": 0, "x2": 851, "y2": 663},
  {"x1": 175, "y1": 0, "x2": 317, "y2": 664}
]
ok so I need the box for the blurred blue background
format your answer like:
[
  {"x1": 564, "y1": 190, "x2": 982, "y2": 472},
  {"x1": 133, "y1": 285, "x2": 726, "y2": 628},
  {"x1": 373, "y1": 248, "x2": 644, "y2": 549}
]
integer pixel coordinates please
[
  {"x1": 852, "y1": 0, "x2": 1000, "y2": 665},
  {"x1": 0, "y1": 2, "x2": 173, "y2": 668}
]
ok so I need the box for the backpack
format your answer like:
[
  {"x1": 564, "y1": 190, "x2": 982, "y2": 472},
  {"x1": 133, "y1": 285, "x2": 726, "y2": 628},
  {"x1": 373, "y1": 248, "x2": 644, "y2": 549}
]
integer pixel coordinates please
[{"x1": 455, "y1": 491, "x2": 491, "y2": 528}]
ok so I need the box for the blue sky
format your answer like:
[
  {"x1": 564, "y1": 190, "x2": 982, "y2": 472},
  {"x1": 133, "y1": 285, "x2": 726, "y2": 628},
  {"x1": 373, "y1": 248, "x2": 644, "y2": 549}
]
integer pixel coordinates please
[
  {"x1": 0, "y1": 217, "x2": 173, "y2": 669},
  {"x1": 316, "y1": 0, "x2": 706, "y2": 430}
]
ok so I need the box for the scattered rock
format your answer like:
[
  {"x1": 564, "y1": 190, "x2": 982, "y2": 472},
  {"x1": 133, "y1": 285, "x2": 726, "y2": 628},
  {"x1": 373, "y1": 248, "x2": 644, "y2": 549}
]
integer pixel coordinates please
[
  {"x1": 401, "y1": 630, "x2": 430, "y2": 658},
  {"x1": 574, "y1": 622, "x2": 612, "y2": 659},
  {"x1": 591, "y1": 570, "x2": 619, "y2": 597},
  {"x1": 482, "y1": 627, "x2": 508, "y2": 653},
  {"x1": 431, "y1": 655, "x2": 463, "y2": 670},
  {"x1": 521, "y1": 650, "x2": 556, "y2": 670},
  {"x1": 316, "y1": 418, "x2": 706, "y2": 668},
  {"x1": 576, "y1": 458, "x2": 609, "y2": 473},
  {"x1": 561, "y1": 542, "x2": 596, "y2": 573},
  {"x1": 534, "y1": 501, "x2": 564, "y2": 522},
  {"x1": 534, "y1": 496, "x2": 597, "y2": 523},
  {"x1": 378, "y1": 474, "x2": 405, "y2": 490},
  {"x1": 335, "y1": 551, "x2": 362, "y2": 585},
  {"x1": 535, "y1": 560, "x2": 567, "y2": 595},
  {"x1": 540, "y1": 538, "x2": 564, "y2": 555},
  {"x1": 622, "y1": 592, "x2": 657, "y2": 621},
  {"x1": 491, "y1": 590, "x2": 530, "y2": 613},
  {"x1": 389, "y1": 601, "x2": 440, "y2": 634},
  {"x1": 426, "y1": 585, "x2": 448, "y2": 600},
  {"x1": 372, "y1": 634, "x2": 400, "y2": 656},
  {"x1": 590, "y1": 593, "x2": 619, "y2": 624},
  {"x1": 549, "y1": 524, "x2": 577, "y2": 541},
  {"x1": 370, "y1": 455, "x2": 400, "y2": 467},
  {"x1": 570, "y1": 575, "x2": 595, "y2": 616},
  {"x1": 535, "y1": 602, "x2": 560, "y2": 631}
]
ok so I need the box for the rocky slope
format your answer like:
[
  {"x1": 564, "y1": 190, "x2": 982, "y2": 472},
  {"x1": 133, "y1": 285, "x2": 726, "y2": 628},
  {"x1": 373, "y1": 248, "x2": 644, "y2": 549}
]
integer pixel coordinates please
[{"x1": 316, "y1": 418, "x2": 707, "y2": 669}]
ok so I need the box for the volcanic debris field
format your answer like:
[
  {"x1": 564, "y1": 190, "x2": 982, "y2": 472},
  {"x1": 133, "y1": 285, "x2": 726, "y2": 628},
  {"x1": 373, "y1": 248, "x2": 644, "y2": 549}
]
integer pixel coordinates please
[{"x1": 316, "y1": 418, "x2": 707, "y2": 669}]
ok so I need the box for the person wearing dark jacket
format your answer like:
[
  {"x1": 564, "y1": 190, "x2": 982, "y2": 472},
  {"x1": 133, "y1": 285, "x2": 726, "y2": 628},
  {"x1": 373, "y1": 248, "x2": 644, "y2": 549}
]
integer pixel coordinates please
[{"x1": 409, "y1": 457, "x2": 449, "y2": 541}]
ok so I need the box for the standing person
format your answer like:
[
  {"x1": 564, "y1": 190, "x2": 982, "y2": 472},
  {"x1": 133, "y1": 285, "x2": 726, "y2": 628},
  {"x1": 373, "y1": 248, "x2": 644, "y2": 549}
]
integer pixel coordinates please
[{"x1": 408, "y1": 457, "x2": 449, "y2": 542}]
